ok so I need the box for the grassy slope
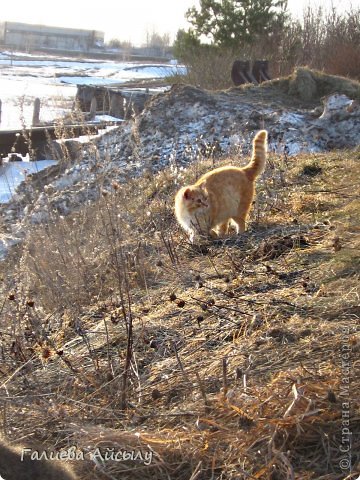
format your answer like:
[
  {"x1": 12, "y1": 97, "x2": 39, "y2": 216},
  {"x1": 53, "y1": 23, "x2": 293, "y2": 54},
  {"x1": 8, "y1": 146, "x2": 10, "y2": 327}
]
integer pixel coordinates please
[{"x1": 0, "y1": 147, "x2": 359, "y2": 479}]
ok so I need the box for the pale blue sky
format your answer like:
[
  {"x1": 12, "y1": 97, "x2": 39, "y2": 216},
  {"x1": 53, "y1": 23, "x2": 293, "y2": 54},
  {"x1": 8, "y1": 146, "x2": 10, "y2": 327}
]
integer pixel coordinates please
[{"x1": 1, "y1": 0, "x2": 357, "y2": 46}]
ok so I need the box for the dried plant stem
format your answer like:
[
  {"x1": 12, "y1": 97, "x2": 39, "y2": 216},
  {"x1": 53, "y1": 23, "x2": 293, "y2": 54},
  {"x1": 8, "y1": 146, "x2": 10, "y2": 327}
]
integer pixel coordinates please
[
  {"x1": 173, "y1": 342, "x2": 191, "y2": 383},
  {"x1": 195, "y1": 372, "x2": 210, "y2": 414},
  {"x1": 222, "y1": 357, "x2": 228, "y2": 398}
]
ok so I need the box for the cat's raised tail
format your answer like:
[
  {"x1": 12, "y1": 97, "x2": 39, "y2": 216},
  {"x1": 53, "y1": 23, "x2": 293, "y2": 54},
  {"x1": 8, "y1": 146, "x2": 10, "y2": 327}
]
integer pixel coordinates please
[{"x1": 243, "y1": 130, "x2": 268, "y2": 181}]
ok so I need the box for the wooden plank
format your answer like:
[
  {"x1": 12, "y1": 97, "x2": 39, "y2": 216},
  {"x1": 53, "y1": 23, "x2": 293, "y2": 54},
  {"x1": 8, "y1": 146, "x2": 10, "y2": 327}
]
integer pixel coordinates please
[{"x1": 0, "y1": 121, "x2": 121, "y2": 158}]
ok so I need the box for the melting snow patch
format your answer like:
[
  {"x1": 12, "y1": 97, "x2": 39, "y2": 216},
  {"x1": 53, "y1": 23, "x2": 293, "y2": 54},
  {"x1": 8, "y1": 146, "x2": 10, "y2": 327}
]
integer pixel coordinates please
[
  {"x1": 278, "y1": 112, "x2": 306, "y2": 127},
  {"x1": 0, "y1": 235, "x2": 22, "y2": 260},
  {"x1": 320, "y1": 93, "x2": 354, "y2": 119},
  {"x1": 0, "y1": 160, "x2": 57, "y2": 203}
]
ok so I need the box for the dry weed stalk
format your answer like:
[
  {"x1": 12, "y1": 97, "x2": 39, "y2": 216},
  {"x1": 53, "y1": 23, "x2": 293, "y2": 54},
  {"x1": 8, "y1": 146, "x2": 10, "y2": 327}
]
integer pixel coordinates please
[{"x1": 0, "y1": 145, "x2": 358, "y2": 479}]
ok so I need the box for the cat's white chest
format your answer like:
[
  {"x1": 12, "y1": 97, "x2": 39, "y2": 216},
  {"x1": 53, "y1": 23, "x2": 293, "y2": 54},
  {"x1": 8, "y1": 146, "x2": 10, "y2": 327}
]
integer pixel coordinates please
[
  {"x1": 179, "y1": 207, "x2": 210, "y2": 241},
  {"x1": 189, "y1": 210, "x2": 210, "y2": 235}
]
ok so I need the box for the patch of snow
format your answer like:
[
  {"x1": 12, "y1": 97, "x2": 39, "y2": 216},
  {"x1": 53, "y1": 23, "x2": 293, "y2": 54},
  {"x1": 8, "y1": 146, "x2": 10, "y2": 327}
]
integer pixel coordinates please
[
  {"x1": 0, "y1": 76, "x2": 76, "y2": 130},
  {"x1": 0, "y1": 52, "x2": 185, "y2": 129},
  {"x1": 94, "y1": 114, "x2": 124, "y2": 122},
  {"x1": 278, "y1": 112, "x2": 307, "y2": 127},
  {"x1": 228, "y1": 134, "x2": 243, "y2": 147},
  {"x1": 58, "y1": 76, "x2": 125, "y2": 86},
  {"x1": 52, "y1": 170, "x2": 82, "y2": 190},
  {"x1": 320, "y1": 93, "x2": 353, "y2": 119},
  {"x1": 0, "y1": 160, "x2": 57, "y2": 203},
  {"x1": 0, "y1": 234, "x2": 22, "y2": 260},
  {"x1": 55, "y1": 124, "x2": 119, "y2": 145}
]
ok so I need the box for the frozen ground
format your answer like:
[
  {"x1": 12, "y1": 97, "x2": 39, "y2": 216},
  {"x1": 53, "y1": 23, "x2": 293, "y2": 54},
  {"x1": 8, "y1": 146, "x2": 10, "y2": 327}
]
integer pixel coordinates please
[
  {"x1": 0, "y1": 67, "x2": 359, "y2": 260},
  {"x1": 0, "y1": 50, "x2": 185, "y2": 130},
  {"x1": 0, "y1": 50, "x2": 184, "y2": 205}
]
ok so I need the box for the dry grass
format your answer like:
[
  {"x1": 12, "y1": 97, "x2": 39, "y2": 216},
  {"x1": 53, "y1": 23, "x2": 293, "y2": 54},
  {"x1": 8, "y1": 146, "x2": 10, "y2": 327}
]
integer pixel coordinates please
[
  {"x1": 0, "y1": 145, "x2": 359, "y2": 479},
  {"x1": 172, "y1": 6, "x2": 360, "y2": 90}
]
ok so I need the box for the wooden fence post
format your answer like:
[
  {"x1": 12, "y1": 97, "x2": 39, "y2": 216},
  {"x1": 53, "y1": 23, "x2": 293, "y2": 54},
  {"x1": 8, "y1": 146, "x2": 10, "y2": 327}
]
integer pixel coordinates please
[
  {"x1": 32, "y1": 98, "x2": 41, "y2": 126},
  {"x1": 89, "y1": 96, "x2": 97, "y2": 120},
  {"x1": 109, "y1": 94, "x2": 124, "y2": 119}
]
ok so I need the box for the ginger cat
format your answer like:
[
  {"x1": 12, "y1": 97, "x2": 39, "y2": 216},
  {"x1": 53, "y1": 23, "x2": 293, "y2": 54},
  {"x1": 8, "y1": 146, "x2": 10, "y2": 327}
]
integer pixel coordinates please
[{"x1": 175, "y1": 130, "x2": 267, "y2": 241}]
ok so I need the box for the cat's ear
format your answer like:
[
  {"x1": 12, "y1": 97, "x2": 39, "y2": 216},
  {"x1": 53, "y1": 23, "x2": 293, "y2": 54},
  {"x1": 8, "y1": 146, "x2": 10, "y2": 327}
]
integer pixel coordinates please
[{"x1": 183, "y1": 188, "x2": 192, "y2": 200}]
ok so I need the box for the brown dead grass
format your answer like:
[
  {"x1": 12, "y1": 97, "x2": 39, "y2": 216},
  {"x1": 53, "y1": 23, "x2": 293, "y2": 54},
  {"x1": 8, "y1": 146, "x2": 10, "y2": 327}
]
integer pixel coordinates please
[{"x1": 0, "y1": 146, "x2": 359, "y2": 479}]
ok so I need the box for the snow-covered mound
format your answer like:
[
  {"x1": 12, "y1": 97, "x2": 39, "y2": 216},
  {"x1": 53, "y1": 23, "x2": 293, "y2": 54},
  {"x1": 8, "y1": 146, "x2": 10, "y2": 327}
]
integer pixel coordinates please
[{"x1": 0, "y1": 69, "x2": 359, "y2": 259}]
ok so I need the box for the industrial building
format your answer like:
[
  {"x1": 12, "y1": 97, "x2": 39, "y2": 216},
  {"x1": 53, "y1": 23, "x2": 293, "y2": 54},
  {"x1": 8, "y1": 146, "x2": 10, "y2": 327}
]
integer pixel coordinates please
[{"x1": 0, "y1": 21, "x2": 104, "y2": 52}]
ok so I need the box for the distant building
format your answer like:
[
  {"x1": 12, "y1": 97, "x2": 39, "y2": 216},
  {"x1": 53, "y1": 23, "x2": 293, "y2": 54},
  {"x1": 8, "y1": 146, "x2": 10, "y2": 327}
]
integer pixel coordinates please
[{"x1": 1, "y1": 21, "x2": 104, "y2": 52}]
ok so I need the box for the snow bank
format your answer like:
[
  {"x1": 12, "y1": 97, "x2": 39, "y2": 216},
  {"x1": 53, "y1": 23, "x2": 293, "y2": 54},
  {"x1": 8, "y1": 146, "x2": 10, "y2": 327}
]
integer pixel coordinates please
[{"x1": 0, "y1": 159, "x2": 57, "y2": 203}]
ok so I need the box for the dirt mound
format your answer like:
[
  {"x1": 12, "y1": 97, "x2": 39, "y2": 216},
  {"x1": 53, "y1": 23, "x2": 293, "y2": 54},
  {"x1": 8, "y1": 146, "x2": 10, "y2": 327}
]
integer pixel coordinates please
[{"x1": 288, "y1": 66, "x2": 360, "y2": 102}]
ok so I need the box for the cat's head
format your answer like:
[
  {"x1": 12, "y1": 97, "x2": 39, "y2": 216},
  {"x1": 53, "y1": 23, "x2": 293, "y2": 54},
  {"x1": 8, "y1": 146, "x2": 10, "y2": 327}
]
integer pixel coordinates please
[{"x1": 182, "y1": 186, "x2": 209, "y2": 212}]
